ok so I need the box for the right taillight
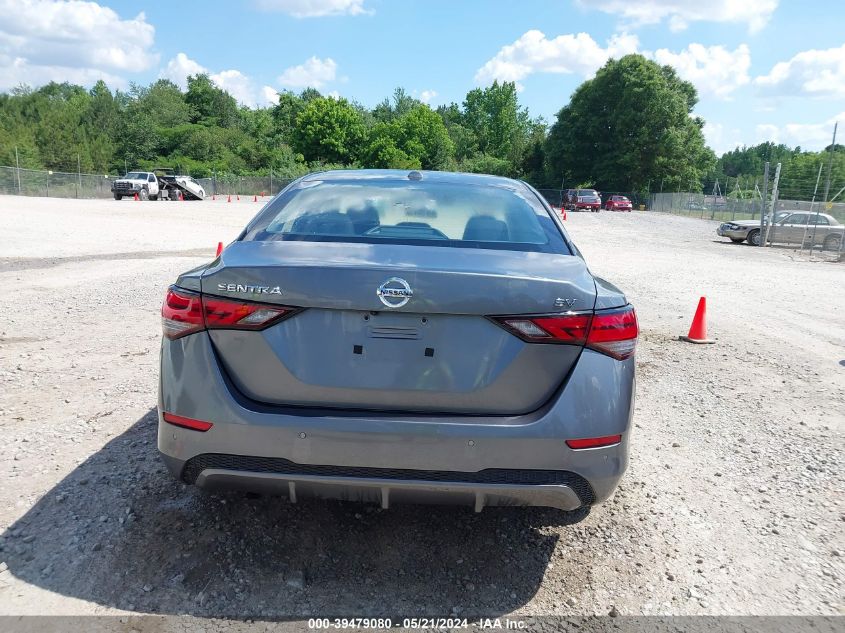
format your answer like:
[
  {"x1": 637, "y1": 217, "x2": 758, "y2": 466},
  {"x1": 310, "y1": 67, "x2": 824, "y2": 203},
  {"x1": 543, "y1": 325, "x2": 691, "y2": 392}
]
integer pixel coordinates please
[
  {"x1": 587, "y1": 306, "x2": 638, "y2": 360},
  {"x1": 492, "y1": 305, "x2": 638, "y2": 360}
]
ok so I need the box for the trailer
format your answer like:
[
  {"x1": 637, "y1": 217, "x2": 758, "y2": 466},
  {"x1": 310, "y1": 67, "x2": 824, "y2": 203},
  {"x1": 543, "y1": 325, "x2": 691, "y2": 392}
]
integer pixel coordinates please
[{"x1": 154, "y1": 168, "x2": 206, "y2": 201}]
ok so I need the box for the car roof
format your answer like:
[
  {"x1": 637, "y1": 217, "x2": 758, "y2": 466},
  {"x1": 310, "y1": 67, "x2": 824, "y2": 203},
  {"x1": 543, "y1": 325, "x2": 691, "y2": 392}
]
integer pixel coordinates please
[
  {"x1": 781, "y1": 210, "x2": 839, "y2": 221},
  {"x1": 302, "y1": 169, "x2": 526, "y2": 189}
]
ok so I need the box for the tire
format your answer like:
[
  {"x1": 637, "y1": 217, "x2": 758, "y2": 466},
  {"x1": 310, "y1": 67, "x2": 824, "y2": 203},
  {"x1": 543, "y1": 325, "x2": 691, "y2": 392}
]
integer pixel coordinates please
[
  {"x1": 747, "y1": 229, "x2": 761, "y2": 246},
  {"x1": 730, "y1": 238, "x2": 744, "y2": 243},
  {"x1": 823, "y1": 234, "x2": 841, "y2": 252},
  {"x1": 138, "y1": 188, "x2": 149, "y2": 201},
  {"x1": 150, "y1": 194, "x2": 158, "y2": 201},
  {"x1": 113, "y1": 193, "x2": 122, "y2": 201}
]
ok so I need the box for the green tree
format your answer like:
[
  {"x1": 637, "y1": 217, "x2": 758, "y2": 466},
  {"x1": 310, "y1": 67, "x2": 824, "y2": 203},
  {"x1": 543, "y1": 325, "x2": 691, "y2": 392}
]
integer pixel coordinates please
[
  {"x1": 546, "y1": 55, "x2": 715, "y2": 192},
  {"x1": 292, "y1": 97, "x2": 366, "y2": 164},
  {"x1": 185, "y1": 74, "x2": 239, "y2": 128},
  {"x1": 462, "y1": 81, "x2": 527, "y2": 161},
  {"x1": 372, "y1": 88, "x2": 422, "y2": 123}
]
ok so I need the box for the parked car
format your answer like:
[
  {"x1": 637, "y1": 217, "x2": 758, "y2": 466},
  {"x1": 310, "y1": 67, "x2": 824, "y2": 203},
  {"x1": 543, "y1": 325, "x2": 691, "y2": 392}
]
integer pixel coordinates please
[
  {"x1": 717, "y1": 211, "x2": 843, "y2": 249},
  {"x1": 158, "y1": 169, "x2": 638, "y2": 516},
  {"x1": 605, "y1": 195, "x2": 632, "y2": 211},
  {"x1": 564, "y1": 188, "x2": 602, "y2": 212},
  {"x1": 111, "y1": 171, "x2": 159, "y2": 200}
]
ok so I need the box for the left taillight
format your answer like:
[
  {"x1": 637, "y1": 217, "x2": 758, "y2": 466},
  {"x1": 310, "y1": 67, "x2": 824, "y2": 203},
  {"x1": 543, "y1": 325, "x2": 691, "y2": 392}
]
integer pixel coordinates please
[
  {"x1": 161, "y1": 286, "x2": 298, "y2": 340},
  {"x1": 161, "y1": 287, "x2": 204, "y2": 340}
]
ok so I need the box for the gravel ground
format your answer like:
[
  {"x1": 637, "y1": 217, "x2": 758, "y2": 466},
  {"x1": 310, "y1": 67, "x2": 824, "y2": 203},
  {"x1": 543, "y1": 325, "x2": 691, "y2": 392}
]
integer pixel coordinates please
[{"x1": 0, "y1": 195, "x2": 842, "y2": 618}]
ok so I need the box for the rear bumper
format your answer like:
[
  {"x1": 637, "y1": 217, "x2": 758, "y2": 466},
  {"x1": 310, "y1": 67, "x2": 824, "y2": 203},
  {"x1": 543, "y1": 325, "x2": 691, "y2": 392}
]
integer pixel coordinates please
[
  {"x1": 158, "y1": 333, "x2": 635, "y2": 510},
  {"x1": 164, "y1": 454, "x2": 591, "y2": 511}
]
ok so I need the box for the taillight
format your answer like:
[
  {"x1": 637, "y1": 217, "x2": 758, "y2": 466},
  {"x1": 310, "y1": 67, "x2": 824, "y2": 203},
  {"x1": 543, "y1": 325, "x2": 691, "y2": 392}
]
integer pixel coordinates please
[
  {"x1": 161, "y1": 286, "x2": 299, "y2": 340},
  {"x1": 162, "y1": 287, "x2": 204, "y2": 339},
  {"x1": 203, "y1": 296, "x2": 294, "y2": 330},
  {"x1": 496, "y1": 313, "x2": 591, "y2": 344},
  {"x1": 587, "y1": 306, "x2": 638, "y2": 360},
  {"x1": 491, "y1": 305, "x2": 638, "y2": 360}
]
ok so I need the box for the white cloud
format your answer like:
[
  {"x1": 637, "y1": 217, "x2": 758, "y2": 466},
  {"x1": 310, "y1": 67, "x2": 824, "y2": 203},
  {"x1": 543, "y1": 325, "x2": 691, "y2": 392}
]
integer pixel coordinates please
[
  {"x1": 755, "y1": 112, "x2": 844, "y2": 149},
  {"x1": 703, "y1": 121, "x2": 746, "y2": 155},
  {"x1": 654, "y1": 44, "x2": 750, "y2": 98},
  {"x1": 476, "y1": 31, "x2": 749, "y2": 100},
  {"x1": 419, "y1": 89, "x2": 437, "y2": 104},
  {"x1": 262, "y1": 85, "x2": 280, "y2": 105},
  {"x1": 577, "y1": 0, "x2": 778, "y2": 33},
  {"x1": 754, "y1": 123, "x2": 781, "y2": 144},
  {"x1": 755, "y1": 43, "x2": 845, "y2": 99},
  {"x1": 210, "y1": 69, "x2": 257, "y2": 107},
  {"x1": 161, "y1": 52, "x2": 206, "y2": 89},
  {"x1": 474, "y1": 30, "x2": 639, "y2": 85},
  {"x1": 0, "y1": 0, "x2": 157, "y2": 90},
  {"x1": 160, "y1": 53, "x2": 277, "y2": 107},
  {"x1": 254, "y1": 0, "x2": 371, "y2": 17},
  {"x1": 278, "y1": 56, "x2": 338, "y2": 89}
]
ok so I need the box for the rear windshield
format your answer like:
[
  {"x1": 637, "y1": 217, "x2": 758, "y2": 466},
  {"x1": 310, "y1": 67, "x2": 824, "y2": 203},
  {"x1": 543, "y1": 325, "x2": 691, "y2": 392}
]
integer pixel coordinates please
[
  {"x1": 243, "y1": 178, "x2": 570, "y2": 254},
  {"x1": 577, "y1": 190, "x2": 598, "y2": 196}
]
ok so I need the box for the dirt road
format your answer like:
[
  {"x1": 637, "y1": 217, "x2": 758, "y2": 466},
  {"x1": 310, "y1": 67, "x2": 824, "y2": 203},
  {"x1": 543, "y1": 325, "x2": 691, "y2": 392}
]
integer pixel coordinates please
[{"x1": 0, "y1": 196, "x2": 842, "y2": 618}]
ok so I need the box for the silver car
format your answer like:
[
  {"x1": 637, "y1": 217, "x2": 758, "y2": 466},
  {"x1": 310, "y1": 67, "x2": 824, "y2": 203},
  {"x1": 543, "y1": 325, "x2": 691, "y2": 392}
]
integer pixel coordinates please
[
  {"x1": 158, "y1": 170, "x2": 637, "y2": 515},
  {"x1": 717, "y1": 211, "x2": 843, "y2": 249}
]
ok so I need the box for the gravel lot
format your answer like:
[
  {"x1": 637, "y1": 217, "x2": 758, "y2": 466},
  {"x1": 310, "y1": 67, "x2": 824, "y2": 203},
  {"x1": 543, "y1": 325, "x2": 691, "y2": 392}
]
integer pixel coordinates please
[{"x1": 0, "y1": 195, "x2": 842, "y2": 618}]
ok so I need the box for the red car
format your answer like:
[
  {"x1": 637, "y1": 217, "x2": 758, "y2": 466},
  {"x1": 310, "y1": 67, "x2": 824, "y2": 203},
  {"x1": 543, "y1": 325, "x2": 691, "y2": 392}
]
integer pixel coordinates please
[{"x1": 605, "y1": 195, "x2": 633, "y2": 211}]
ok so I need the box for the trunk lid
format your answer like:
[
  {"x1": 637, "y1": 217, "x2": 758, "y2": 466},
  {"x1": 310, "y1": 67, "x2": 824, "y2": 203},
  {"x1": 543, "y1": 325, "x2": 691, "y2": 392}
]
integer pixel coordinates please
[{"x1": 201, "y1": 241, "x2": 597, "y2": 414}]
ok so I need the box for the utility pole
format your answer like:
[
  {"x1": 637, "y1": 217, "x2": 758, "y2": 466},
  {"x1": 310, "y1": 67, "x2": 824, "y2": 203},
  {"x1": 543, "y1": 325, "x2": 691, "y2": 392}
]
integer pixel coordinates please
[
  {"x1": 801, "y1": 162, "x2": 825, "y2": 255},
  {"x1": 758, "y1": 162, "x2": 769, "y2": 244},
  {"x1": 819, "y1": 123, "x2": 844, "y2": 258},
  {"x1": 15, "y1": 145, "x2": 22, "y2": 194},
  {"x1": 763, "y1": 162, "x2": 781, "y2": 246}
]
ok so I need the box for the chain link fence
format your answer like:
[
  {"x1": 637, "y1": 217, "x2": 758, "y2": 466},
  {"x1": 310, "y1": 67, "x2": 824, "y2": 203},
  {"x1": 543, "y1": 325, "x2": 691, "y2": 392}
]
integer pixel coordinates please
[
  {"x1": 649, "y1": 191, "x2": 845, "y2": 224},
  {"x1": 0, "y1": 166, "x2": 299, "y2": 199},
  {"x1": 195, "y1": 175, "x2": 294, "y2": 197},
  {"x1": 0, "y1": 166, "x2": 118, "y2": 198}
]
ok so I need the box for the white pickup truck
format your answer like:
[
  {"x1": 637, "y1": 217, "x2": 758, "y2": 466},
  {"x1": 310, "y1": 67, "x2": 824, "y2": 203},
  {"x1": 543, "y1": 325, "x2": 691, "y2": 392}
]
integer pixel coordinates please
[{"x1": 111, "y1": 171, "x2": 160, "y2": 200}]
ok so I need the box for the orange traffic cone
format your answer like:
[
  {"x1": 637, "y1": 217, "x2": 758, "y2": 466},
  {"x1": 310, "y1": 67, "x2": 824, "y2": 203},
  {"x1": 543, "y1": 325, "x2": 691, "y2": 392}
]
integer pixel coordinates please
[
  {"x1": 215, "y1": 242, "x2": 223, "y2": 257},
  {"x1": 212, "y1": 194, "x2": 216, "y2": 201},
  {"x1": 227, "y1": 194, "x2": 232, "y2": 203},
  {"x1": 563, "y1": 209, "x2": 567, "y2": 221},
  {"x1": 178, "y1": 190, "x2": 184, "y2": 201},
  {"x1": 680, "y1": 297, "x2": 715, "y2": 344},
  {"x1": 253, "y1": 194, "x2": 258, "y2": 202},
  {"x1": 133, "y1": 192, "x2": 139, "y2": 201},
  {"x1": 237, "y1": 194, "x2": 240, "y2": 201}
]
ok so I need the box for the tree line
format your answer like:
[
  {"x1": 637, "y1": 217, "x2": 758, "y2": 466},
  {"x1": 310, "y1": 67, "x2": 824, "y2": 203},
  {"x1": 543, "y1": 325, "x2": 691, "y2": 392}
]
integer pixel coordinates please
[{"x1": 0, "y1": 53, "x2": 839, "y2": 198}]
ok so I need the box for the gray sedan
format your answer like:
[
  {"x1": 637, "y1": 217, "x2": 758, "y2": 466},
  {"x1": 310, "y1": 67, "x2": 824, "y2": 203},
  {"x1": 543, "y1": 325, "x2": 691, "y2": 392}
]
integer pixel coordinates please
[
  {"x1": 718, "y1": 211, "x2": 844, "y2": 249},
  {"x1": 158, "y1": 170, "x2": 637, "y2": 516}
]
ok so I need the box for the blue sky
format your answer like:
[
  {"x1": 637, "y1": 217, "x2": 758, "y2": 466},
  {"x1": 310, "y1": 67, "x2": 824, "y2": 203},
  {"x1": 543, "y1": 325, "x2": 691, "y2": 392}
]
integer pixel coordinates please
[{"x1": 1, "y1": 0, "x2": 843, "y2": 154}]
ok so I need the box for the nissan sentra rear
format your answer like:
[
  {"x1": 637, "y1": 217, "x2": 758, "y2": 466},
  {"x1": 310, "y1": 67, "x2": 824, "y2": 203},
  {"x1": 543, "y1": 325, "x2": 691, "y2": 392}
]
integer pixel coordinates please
[{"x1": 158, "y1": 169, "x2": 637, "y2": 517}]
